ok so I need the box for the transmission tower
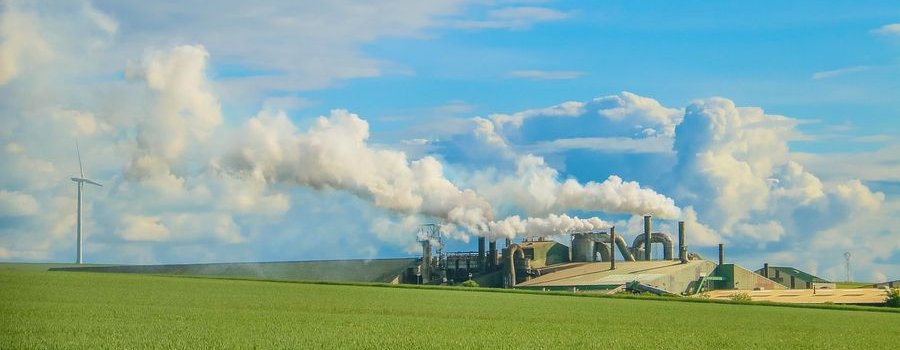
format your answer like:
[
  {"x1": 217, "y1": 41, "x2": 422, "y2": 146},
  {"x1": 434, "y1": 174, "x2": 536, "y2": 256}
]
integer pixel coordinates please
[{"x1": 843, "y1": 251, "x2": 851, "y2": 282}]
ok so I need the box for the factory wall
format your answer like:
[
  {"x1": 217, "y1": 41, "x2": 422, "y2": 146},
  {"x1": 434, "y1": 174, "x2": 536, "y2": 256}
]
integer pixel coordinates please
[
  {"x1": 647, "y1": 260, "x2": 717, "y2": 294},
  {"x1": 714, "y1": 264, "x2": 786, "y2": 290}
]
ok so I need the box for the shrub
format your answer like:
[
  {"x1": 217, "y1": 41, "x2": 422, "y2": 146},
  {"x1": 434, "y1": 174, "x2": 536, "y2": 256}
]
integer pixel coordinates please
[
  {"x1": 730, "y1": 292, "x2": 753, "y2": 303},
  {"x1": 460, "y1": 280, "x2": 479, "y2": 288},
  {"x1": 886, "y1": 288, "x2": 900, "y2": 307}
]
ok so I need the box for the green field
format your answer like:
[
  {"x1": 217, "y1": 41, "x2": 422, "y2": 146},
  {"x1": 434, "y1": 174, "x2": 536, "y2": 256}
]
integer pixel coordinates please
[
  {"x1": 1, "y1": 265, "x2": 898, "y2": 349},
  {"x1": 836, "y1": 281, "x2": 874, "y2": 289}
]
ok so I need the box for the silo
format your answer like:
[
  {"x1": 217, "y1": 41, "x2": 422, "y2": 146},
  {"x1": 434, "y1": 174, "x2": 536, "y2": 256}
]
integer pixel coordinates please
[{"x1": 571, "y1": 234, "x2": 594, "y2": 262}]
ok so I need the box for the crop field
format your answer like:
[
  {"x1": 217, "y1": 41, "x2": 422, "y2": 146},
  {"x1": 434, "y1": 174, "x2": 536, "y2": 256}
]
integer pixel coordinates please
[{"x1": 1, "y1": 264, "x2": 898, "y2": 349}]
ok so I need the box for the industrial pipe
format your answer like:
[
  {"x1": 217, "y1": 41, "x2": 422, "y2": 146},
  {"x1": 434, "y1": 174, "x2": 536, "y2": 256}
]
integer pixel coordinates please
[
  {"x1": 644, "y1": 215, "x2": 652, "y2": 261},
  {"x1": 489, "y1": 240, "x2": 497, "y2": 271},
  {"x1": 478, "y1": 237, "x2": 485, "y2": 273},
  {"x1": 678, "y1": 221, "x2": 687, "y2": 264},
  {"x1": 610, "y1": 226, "x2": 616, "y2": 270},
  {"x1": 504, "y1": 244, "x2": 525, "y2": 288},
  {"x1": 571, "y1": 232, "x2": 636, "y2": 262},
  {"x1": 631, "y1": 232, "x2": 675, "y2": 261}
]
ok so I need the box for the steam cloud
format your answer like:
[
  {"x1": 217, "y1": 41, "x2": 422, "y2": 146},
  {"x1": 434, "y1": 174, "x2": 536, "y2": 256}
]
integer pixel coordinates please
[{"x1": 222, "y1": 109, "x2": 666, "y2": 238}]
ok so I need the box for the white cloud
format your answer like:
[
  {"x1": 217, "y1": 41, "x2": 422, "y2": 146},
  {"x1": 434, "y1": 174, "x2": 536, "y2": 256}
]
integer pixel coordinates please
[
  {"x1": 447, "y1": 6, "x2": 572, "y2": 30},
  {"x1": 123, "y1": 44, "x2": 223, "y2": 193},
  {"x1": 872, "y1": 23, "x2": 900, "y2": 35},
  {"x1": 489, "y1": 91, "x2": 683, "y2": 137},
  {"x1": 82, "y1": 1, "x2": 118, "y2": 35},
  {"x1": 0, "y1": 2, "x2": 53, "y2": 85},
  {"x1": 0, "y1": 190, "x2": 40, "y2": 217},
  {"x1": 523, "y1": 137, "x2": 673, "y2": 155},
  {"x1": 508, "y1": 70, "x2": 584, "y2": 80},
  {"x1": 811, "y1": 66, "x2": 872, "y2": 80},
  {"x1": 792, "y1": 145, "x2": 900, "y2": 182},
  {"x1": 117, "y1": 215, "x2": 170, "y2": 241}
]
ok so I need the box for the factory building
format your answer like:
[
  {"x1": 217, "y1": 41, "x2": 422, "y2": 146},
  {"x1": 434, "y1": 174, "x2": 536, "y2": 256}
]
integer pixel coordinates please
[
  {"x1": 754, "y1": 264, "x2": 835, "y2": 289},
  {"x1": 415, "y1": 215, "x2": 781, "y2": 295},
  {"x1": 872, "y1": 280, "x2": 900, "y2": 288}
]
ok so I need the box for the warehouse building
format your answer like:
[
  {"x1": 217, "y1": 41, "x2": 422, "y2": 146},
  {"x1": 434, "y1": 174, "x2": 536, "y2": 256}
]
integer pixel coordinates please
[{"x1": 755, "y1": 264, "x2": 835, "y2": 289}]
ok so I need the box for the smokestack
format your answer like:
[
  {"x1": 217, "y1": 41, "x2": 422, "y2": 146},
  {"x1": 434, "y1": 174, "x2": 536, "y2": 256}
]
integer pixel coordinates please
[
  {"x1": 421, "y1": 240, "x2": 432, "y2": 284},
  {"x1": 678, "y1": 221, "x2": 687, "y2": 264},
  {"x1": 718, "y1": 243, "x2": 724, "y2": 266},
  {"x1": 489, "y1": 240, "x2": 497, "y2": 271},
  {"x1": 610, "y1": 226, "x2": 616, "y2": 270},
  {"x1": 643, "y1": 215, "x2": 652, "y2": 261},
  {"x1": 763, "y1": 263, "x2": 769, "y2": 278},
  {"x1": 478, "y1": 237, "x2": 486, "y2": 273}
]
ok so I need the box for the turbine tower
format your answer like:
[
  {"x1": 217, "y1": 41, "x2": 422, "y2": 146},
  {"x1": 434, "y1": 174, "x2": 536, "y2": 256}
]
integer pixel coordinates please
[
  {"x1": 70, "y1": 142, "x2": 102, "y2": 264},
  {"x1": 843, "y1": 251, "x2": 851, "y2": 282}
]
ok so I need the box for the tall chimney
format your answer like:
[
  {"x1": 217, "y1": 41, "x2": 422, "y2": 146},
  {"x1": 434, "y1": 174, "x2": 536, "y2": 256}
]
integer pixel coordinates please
[
  {"x1": 643, "y1": 215, "x2": 652, "y2": 261},
  {"x1": 478, "y1": 237, "x2": 486, "y2": 273},
  {"x1": 421, "y1": 240, "x2": 432, "y2": 284},
  {"x1": 610, "y1": 226, "x2": 616, "y2": 270},
  {"x1": 718, "y1": 243, "x2": 724, "y2": 266},
  {"x1": 489, "y1": 240, "x2": 497, "y2": 271},
  {"x1": 763, "y1": 263, "x2": 769, "y2": 278},
  {"x1": 678, "y1": 221, "x2": 687, "y2": 264}
]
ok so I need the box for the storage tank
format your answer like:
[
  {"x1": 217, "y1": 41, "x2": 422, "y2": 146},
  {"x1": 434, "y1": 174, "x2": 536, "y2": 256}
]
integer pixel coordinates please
[{"x1": 571, "y1": 234, "x2": 595, "y2": 262}]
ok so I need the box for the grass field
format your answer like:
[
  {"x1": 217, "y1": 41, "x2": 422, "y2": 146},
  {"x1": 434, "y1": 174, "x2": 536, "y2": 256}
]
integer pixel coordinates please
[
  {"x1": 1, "y1": 265, "x2": 898, "y2": 349},
  {"x1": 836, "y1": 281, "x2": 874, "y2": 289}
]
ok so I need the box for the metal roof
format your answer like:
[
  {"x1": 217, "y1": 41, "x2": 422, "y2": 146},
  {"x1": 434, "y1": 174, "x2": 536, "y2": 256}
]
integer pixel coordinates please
[{"x1": 767, "y1": 266, "x2": 830, "y2": 283}]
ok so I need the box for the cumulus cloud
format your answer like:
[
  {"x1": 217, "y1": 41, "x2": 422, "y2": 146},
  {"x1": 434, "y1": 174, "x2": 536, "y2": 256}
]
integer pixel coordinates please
[
  {"x1": 121, "y1": 44, "x2": 223, "y2": 197},
  {"x1": 0, "y1": 2, "x2": 53, "y2": 85},
  {"x1": 490, "y1": 91, "x2": 683, "y2": 138},
  {"x1": 0, "y1": 190, "x2": 40, "y2": 217},
  {"x1": 117, "y1": 215, "x2": 170, "y2": 241}
]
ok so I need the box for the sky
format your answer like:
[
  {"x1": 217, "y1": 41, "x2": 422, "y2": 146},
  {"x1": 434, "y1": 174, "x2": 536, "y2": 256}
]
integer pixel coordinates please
[{"x1": 1, "y1": 0, "x2": 899, "y2": 282}]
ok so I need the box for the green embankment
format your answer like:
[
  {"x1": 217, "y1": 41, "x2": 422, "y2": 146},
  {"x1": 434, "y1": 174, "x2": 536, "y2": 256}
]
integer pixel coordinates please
[
  {"x1": 1, "y1": 266, "x2": 897, "y2": 349},
  {"x1": 836, "y1": 281, "x2": 874, "y2": 289}
]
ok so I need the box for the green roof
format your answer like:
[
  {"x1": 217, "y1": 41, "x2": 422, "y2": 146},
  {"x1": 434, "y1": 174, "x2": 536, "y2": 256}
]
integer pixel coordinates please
[{"x1": 769, "y1": 266, "x2": 830, "y2": 283}]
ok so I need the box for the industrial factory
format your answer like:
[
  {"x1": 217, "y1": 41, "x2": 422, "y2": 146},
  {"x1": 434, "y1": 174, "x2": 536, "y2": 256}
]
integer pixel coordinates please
[
  {"x1": 53, "y1": 214, "x2": 892, "y2": 305},
  {"x1": 408, "y1": 215, "x2": 783, "y2": 296}
]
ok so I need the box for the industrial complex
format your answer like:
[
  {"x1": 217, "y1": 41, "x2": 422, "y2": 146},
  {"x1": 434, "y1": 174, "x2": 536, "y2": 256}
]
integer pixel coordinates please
[
  {"x1": 410, "y1": 215, "x2": 783, "y2": 295},
  {"x1": 53, "y1": 215, "x2": 895, "y2": 306}
]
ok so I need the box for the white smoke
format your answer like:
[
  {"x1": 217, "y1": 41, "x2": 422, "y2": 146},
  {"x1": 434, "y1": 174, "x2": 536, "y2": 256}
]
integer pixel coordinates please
[
  {"x1": 222, "y1": 109, "x2": 495, "y2": 232},
  {"x1": 471, "y1": 149, "x2": 681, "y2": 219},
  {"x1": 486, "y1": 213, "x2": 612, "y2": 239}
]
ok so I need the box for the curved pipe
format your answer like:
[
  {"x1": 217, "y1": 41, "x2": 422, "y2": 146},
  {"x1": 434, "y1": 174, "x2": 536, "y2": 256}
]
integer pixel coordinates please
[
  {"x1": 504, "y1": 244, "x2": 525, "y2": 288},
  {"x1": 631, "y1": 232, "x2": 675, "y2": 260},
  {"x1": 572, "y1": 232, "x2": 636, "y2": 262}
]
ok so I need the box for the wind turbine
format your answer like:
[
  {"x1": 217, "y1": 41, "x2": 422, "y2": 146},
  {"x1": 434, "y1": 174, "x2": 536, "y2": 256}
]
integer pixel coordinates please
[{"x1": 70, "y1": 142, "x2": 102, "y2": 264}]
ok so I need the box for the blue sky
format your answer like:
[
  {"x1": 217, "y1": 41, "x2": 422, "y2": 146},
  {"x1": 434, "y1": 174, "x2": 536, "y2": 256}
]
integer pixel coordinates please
[{"x1": 1, "y1": 0, "x2": 899, "y2": 282}]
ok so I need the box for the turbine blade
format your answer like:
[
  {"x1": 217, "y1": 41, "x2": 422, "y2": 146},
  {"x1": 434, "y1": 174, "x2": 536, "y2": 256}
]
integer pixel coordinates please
[
  {"x1": 83, "y1": 179, "x2": 103, "y2": 187},
  {"x1": 76, "y1": 140, "x2": 84, "y2": 178}
]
